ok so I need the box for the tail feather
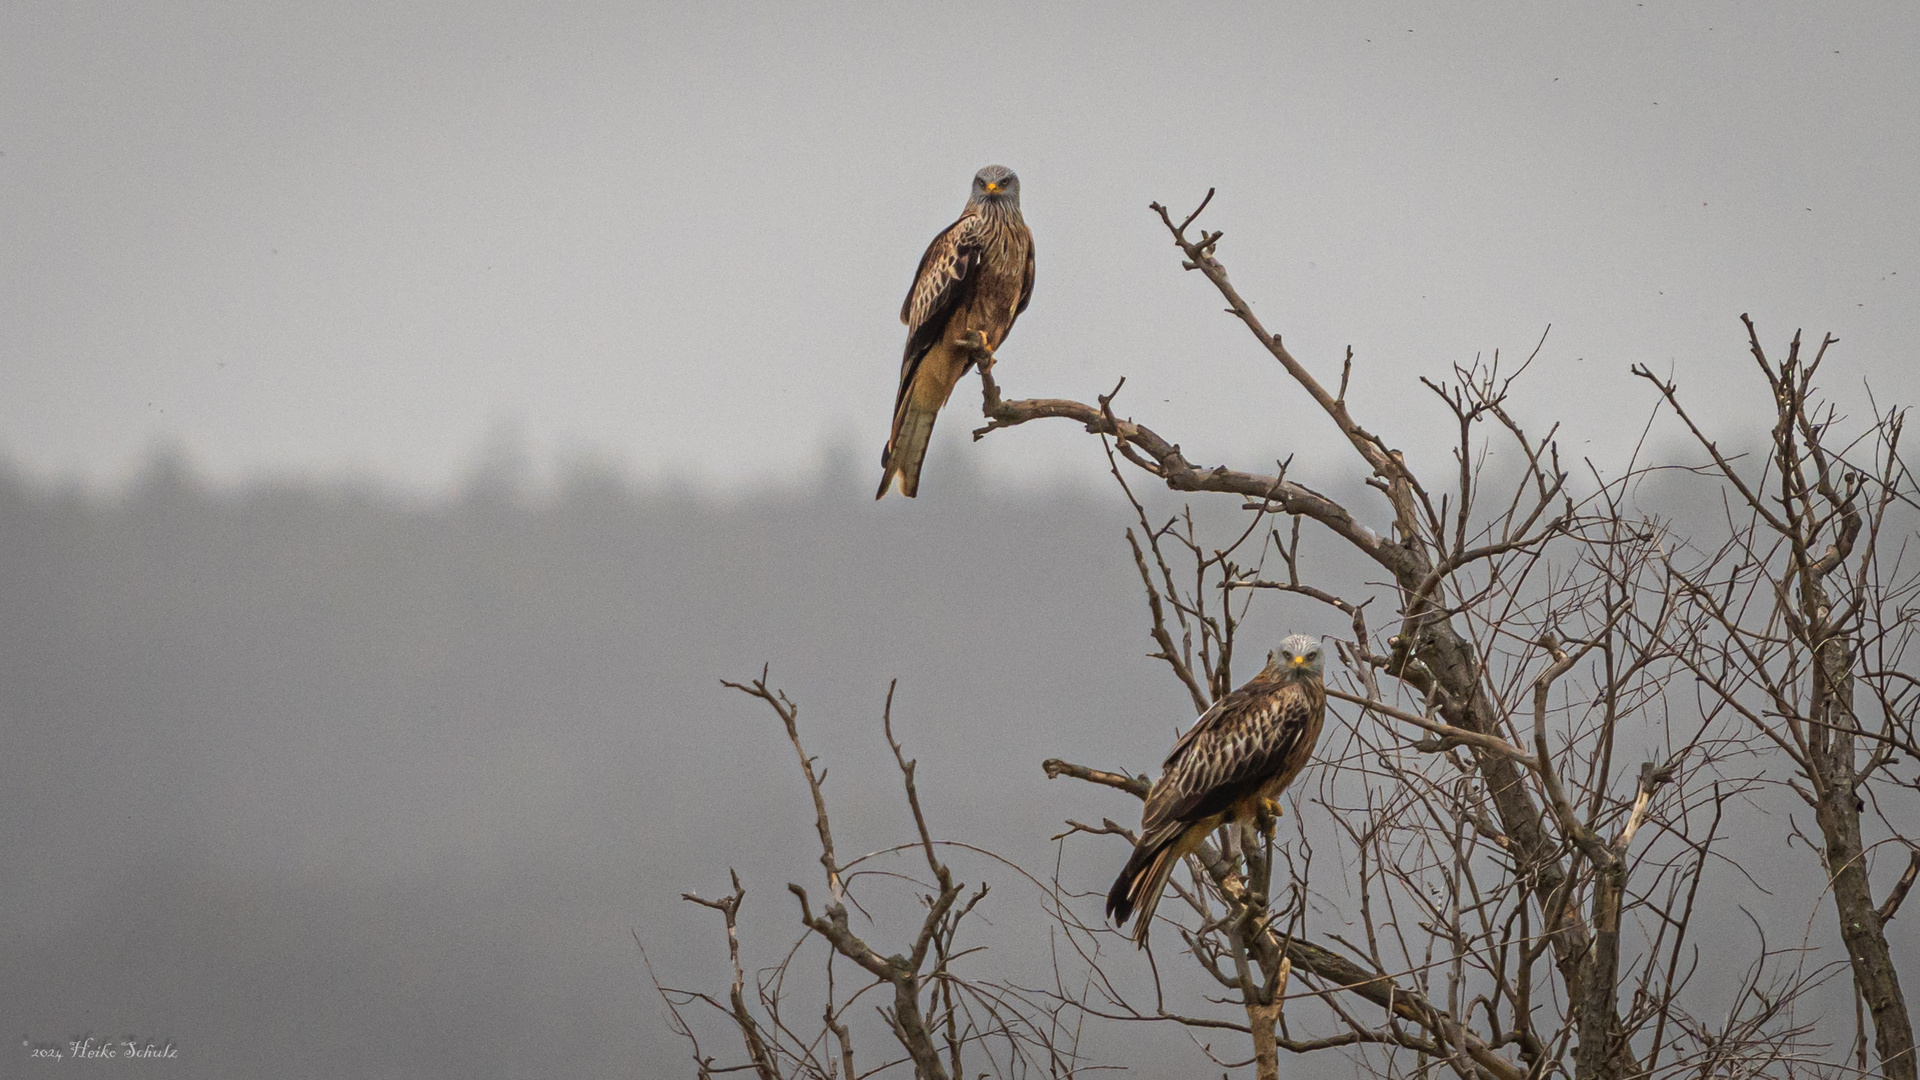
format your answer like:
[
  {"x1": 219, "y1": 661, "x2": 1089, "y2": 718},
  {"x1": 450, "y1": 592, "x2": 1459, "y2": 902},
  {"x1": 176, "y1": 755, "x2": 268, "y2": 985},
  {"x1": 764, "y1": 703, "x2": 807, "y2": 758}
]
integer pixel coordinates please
[
  {"x1": 1106, "y1": 829, "x2": 1196, "y2": 946},
  {"x1": 876, "y1": 401, "x2": 939, "y2": 499}
]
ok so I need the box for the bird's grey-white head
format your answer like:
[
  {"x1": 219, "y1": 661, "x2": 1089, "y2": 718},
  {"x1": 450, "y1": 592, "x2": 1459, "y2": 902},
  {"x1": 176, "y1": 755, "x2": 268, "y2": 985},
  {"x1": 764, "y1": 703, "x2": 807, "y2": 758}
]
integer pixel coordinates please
[
  {"x1": 968, "y1": 165, "x2": 1020, "y2": 209},
  {"x1": 1263, "y1": 634, "x2": 1325, "y2": 681}
]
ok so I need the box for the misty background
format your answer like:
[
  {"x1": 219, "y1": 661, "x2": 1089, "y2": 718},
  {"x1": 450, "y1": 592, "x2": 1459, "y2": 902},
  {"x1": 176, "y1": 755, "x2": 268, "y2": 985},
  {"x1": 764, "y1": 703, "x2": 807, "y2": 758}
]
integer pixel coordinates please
[
  {"x1": 4, "y1": 444, "x2": 1236, "y2": 1076},
  {"x1": 8, "y1": 436, "x2": 1912, "y2": 1078},
  {"x1": 4, "y1": 1, "x2": 1918, "y2": 1077}
]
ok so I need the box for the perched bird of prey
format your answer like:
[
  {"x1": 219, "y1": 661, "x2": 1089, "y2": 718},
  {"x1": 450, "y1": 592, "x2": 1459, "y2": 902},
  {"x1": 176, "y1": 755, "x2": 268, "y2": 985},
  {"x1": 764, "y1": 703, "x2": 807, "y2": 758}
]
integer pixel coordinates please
[
  {"x1": 876, "y1": 165, "x2": 1035, "y2": 499},
  {"x1": 1107, "y1": 635, "x2": 1328, "y2": 945}
]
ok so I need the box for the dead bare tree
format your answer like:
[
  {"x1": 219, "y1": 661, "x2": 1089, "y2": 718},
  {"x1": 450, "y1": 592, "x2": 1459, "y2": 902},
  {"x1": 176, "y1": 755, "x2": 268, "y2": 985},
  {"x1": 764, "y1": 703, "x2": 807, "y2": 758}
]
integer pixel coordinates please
[
  {"x1": 974, "y1": 193, "x2": 1890, "y2": 1078},
  {"x1": 658, "y1": 191, "x2": 1915, "y2": 1080},
  {"x1": 1636, "y1": 322, "x2": 1919, "y2": 1080},
  {"x1": 647, "y1": 670, "x2": 1086, "y2": 1079}
]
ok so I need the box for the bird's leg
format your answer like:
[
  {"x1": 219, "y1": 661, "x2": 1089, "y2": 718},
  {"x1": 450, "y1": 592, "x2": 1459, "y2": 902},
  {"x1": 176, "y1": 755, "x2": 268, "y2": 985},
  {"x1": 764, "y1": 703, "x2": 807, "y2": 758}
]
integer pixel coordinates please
[
  {"x1": 1256, "y1": 802, "x2": 1278, "y2": 845},
  {"x1": 965, "y1": 330, "x2": 1007, "y2": 426},
  {"x1": 1242, "y1": 819, "x2": 1271, "y2": 912},
  {"x1": 1253, "y1": 800, "x2": 1280, "y2": 891},
  {"x1": 961, "y1": 329, "x2": 996, "y2": 373}
]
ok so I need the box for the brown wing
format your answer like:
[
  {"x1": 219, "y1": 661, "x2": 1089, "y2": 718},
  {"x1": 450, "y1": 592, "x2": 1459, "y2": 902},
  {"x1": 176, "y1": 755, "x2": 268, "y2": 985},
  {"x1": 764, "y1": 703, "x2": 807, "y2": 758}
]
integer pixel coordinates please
[
  {"x1": 893, "y1": 212, "x2": 985, "y2": 415},
  {"x1": 1015, "y1": 223, "x2": 1035, "y2": 317},
  {"x1": 1140, "y1": 681, "x2": 1321, "y2": 839}
]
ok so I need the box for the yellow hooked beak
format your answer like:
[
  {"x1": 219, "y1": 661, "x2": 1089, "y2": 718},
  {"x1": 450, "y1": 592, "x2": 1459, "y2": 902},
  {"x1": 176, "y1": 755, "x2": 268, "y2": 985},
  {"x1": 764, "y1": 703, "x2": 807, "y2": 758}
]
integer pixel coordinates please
[{"x1": 984, "y1": 181, "x2": 1001, "y2": 193}]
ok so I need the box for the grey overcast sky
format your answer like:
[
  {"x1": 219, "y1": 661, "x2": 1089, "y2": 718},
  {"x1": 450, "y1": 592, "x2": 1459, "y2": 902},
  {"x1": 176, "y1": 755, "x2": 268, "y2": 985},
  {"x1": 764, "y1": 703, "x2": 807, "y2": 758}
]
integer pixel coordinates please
[{"x1": 3, "y1": 2, "x2": 1916, "y2": 494}]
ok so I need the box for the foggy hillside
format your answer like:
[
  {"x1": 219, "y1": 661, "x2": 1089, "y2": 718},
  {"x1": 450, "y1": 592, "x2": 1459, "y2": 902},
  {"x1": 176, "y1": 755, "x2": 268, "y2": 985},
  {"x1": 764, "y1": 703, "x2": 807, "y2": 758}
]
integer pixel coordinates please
[
  {"x1": 5, "y1": 435, "x2": 1909, "y2": 1078},
  {"x1": 3, "y1": 442, "x2": 1295, "y2": 1077}
]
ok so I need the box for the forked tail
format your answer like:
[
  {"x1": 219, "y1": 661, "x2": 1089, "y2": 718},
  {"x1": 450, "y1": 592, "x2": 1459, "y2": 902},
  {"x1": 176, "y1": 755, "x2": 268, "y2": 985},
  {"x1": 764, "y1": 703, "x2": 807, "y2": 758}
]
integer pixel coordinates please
[
  {"x1": 876, "y1": 400, "x2": 939, "y2": 499},
  {"x1": 1105, "y1": 829, "x2": 1192, "y2": 946}
]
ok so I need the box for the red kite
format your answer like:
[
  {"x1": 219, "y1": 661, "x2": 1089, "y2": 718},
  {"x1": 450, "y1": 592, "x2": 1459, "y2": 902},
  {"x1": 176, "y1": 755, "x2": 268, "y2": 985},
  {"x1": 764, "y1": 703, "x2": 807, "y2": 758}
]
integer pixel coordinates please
[{"x1": 877, "y1": 165, "x2": 1034, "y2": 499}]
